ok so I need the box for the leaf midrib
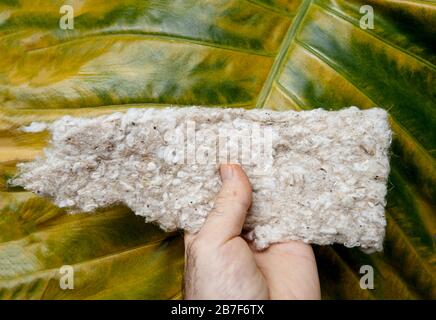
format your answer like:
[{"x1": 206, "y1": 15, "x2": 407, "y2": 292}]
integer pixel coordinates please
[{"x1": 255, "y1": 0, "x2": 313, "y2": 108}]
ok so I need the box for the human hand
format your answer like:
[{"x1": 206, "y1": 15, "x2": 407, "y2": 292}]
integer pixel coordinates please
[{"x1": 183, "y1": 164, "x2": 321, "y2": 300}]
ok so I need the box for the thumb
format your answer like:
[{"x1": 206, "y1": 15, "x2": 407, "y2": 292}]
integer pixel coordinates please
[{"x1": 198, "y1": 164, "x2": 252, "y2": 246}]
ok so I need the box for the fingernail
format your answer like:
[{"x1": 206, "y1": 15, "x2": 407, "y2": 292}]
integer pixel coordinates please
[{"x1": 220, "y1": 164, "x2": 234, "y2": 181}]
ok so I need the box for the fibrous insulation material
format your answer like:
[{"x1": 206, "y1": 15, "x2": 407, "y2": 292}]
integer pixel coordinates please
[{"x1": 11, "y1": 107, "x2": 392, "y2": 252}]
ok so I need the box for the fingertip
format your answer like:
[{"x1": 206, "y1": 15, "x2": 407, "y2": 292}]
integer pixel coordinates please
[
  {"x1": 219, "y1": 163, "x2": 252, "y2": 204},
  {"x1": 219, "y1": 163, "x2": 234, "y2": 181}
]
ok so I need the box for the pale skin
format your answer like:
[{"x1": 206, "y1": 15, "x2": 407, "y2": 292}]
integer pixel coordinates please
[{"x1": 184, "y1": 164, "x2": 321, "y2": 300}]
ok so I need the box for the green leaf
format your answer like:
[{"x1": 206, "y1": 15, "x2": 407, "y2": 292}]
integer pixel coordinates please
[{"x1": 0, "y1": 0, "x2": 434, "y2": 299}]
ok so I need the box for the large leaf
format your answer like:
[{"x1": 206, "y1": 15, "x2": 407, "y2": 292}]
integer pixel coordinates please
[{"x1": 0, "y1": 0, "x2": 434, "y2": 299}]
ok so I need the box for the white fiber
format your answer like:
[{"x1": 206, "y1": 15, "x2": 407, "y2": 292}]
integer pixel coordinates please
[{"x1": 11, "y1": 107, "x2": 391, "y2": 252}]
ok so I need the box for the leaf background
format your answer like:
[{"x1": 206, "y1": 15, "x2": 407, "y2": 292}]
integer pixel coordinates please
[{"x1": 0, "y1": 0, "x2": 434, "y2": 299}]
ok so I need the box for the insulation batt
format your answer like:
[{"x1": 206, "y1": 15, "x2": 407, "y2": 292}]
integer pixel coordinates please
[{"x1": 11, "y1": 107, "x2": 392, "y2": 252}]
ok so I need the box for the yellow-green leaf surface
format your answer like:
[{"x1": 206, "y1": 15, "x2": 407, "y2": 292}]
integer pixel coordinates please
[{"x1": 0, "y1": 0, "x2": 435, "y2": 299}]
